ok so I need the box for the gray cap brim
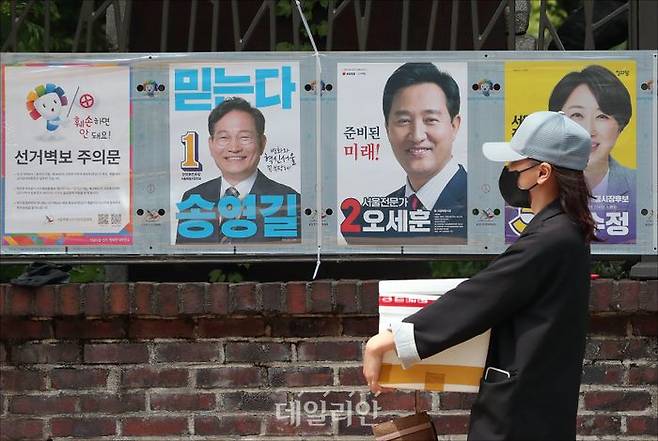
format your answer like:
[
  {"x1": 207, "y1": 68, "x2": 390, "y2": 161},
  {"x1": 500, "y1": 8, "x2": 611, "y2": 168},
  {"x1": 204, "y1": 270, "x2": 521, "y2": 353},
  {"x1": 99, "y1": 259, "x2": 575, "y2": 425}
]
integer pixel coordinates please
[{"x1": 482, "y1": 142, "x2": 527, "y2": 162}]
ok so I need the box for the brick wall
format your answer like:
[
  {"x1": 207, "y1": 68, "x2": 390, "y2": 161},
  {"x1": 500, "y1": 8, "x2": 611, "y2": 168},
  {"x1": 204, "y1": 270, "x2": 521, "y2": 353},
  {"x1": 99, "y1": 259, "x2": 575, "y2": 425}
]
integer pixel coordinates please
[{"x1": 0, "y1": 279, "x2": 656, "y2": 440}]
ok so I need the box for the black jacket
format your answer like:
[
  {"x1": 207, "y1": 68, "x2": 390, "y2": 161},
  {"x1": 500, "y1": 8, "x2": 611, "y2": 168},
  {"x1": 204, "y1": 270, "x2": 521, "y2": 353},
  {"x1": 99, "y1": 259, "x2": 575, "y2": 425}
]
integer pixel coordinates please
[
  {"x1": 175, "y1": 169, "x2": 300, "y2": 244},
  {"x1": 403, "y1": 199, "x2": 591, "y2": 440}
]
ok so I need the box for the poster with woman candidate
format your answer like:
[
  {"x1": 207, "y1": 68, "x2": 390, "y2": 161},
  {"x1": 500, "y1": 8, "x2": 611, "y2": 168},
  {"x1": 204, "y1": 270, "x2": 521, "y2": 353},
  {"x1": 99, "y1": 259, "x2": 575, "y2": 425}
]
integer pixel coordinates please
[
  {"x1": 504, "y1": 61, "x2": 637, "y2": 244},
  {"x1": 169, "y1": 62, "x2": 301, "y2": 245},
  {"x1": 337, "y1": 62, "x2": 468, "y2": 246},
  {"x1": 1, "y1": 64, "x2": 132, "y2": 247}
]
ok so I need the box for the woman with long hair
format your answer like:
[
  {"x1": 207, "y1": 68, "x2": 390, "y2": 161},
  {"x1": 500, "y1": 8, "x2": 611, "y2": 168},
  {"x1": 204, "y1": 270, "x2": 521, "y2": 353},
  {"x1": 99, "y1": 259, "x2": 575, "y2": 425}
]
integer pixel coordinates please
[{"x1": 363, "y1": 111, "x2": 595, "y2": 440}]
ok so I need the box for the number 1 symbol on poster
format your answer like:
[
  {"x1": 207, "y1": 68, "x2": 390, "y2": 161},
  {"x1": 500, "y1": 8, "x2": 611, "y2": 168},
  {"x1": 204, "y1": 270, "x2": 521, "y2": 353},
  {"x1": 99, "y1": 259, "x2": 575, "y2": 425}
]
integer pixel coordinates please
[{"x1": 180, "y1": 130, "x2": 202, "y2": 171}]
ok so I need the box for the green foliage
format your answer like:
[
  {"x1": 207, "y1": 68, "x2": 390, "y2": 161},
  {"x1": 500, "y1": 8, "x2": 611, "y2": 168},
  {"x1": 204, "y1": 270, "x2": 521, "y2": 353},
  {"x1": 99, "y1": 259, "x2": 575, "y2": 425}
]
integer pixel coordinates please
[
  {"x1": 0, "y1": 264, "x2": 26, "y2": 282},
  {"x1": 275, "y1": 0, "x2": 328, "y2": 51},
  {"x1": 1, "y1": 0, "x2": 108, "y2": 52},
  {"x1": 429, "y1": 260, "x2": 490, "y2": 278},
  {"x1": 591, "y1": 260, "x2": 630, "y2": 280},
  {"x1": 527, "y1": 0, "x2": 576, "y2": 39},
  {"x1": 69, "y1": 265, "x2": 105, "y2": 283},
  {"x1": 209, "y1": 264, "x2": 250, "y2": 283}
]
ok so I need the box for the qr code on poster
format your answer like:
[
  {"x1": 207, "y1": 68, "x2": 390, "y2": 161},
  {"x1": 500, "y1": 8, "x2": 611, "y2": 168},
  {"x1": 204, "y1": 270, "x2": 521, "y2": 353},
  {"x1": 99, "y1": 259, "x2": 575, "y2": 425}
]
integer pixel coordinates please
[
  {"x1": 111, "y1": 213, "x2": 122, "y2": 224},
  {"x1": 98, "y1": 214, "x2": 109, "y2": 224}
]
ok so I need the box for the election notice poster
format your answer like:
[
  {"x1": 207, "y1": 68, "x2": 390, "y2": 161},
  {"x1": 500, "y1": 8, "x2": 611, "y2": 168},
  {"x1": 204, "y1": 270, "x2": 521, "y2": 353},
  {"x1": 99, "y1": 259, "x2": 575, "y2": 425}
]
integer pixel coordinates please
[
  {"x1": 337, "y1": 62, "x2": 468, "y2": 245},
  {"x1": 169, "y1": 62, "x2": 301, "y2": 245},
  {"x1": 1, "y1": 64, "x2": 131, "y2": 246},
  {"x1": 505, "y1": 60, "x2": 637, "y2": 244}
]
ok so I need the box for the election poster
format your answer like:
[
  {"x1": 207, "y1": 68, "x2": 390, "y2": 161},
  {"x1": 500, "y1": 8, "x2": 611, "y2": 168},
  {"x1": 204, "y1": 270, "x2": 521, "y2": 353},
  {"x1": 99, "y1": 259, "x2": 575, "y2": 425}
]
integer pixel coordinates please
[
  {"x1": 336, "y1": 62, "x2": 469, "y2": 245},
  {"x1": 1, "y1": 64, "x2": 132, "y2": 246},
  {"x1": 169, "y1": 62, "x2": 301, "y2": 245},
  {"x1": 504, "y1": 60, "x2": 637, "y2": 244}
]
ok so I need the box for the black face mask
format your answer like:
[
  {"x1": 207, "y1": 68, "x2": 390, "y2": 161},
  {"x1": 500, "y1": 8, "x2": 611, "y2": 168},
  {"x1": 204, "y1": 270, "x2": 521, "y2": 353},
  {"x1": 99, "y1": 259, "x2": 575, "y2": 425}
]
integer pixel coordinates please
[{"x1": 498, "y1": 163, "x2": 540, "y2": 208}]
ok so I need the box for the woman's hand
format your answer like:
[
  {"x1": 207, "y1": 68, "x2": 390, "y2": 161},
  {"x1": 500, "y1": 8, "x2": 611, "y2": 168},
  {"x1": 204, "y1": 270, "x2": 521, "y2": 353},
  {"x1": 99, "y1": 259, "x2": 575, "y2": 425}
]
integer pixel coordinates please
[{"x1": 362, "y1": 331, "x2": 396, "y2": 394}]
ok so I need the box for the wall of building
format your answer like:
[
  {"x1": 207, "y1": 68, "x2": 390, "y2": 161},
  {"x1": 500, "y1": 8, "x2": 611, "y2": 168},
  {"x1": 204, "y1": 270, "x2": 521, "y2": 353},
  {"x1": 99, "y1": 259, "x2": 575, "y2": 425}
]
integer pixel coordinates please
[{"x1": 0, "y1": 279, "x2": 656, "y2": 440}]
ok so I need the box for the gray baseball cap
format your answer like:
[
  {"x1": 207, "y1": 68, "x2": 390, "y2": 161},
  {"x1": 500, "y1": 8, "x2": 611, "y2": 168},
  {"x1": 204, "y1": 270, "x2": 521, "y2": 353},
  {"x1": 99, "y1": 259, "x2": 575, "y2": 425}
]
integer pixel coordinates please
[{"x1": 482, "y1": 111, "x2": 591, "y2": 170}]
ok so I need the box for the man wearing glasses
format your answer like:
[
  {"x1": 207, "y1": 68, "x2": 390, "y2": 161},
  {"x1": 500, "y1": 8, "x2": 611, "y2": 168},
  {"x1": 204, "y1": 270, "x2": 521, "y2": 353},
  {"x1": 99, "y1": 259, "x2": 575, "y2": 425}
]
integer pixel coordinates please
[{"x1": 176, "y1": 97, "x2": 300, "y2": 244}]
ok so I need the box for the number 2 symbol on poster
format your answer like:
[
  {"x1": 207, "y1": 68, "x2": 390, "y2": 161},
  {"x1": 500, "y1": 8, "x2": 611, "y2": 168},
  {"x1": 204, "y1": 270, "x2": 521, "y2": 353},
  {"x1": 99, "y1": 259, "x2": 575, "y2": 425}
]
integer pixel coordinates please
[{"x1": 180, "y1": 130, "x2": 203, "y2": 171}]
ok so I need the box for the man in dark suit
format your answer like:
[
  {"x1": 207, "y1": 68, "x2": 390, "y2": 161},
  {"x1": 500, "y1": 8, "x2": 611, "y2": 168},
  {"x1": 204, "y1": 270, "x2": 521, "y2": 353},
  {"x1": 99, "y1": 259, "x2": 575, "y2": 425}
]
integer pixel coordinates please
[
  {"x1": 384, "y1": 63, "x2": 467, "y2": 239},
  {"x1": 176, "y1": 97, "x2": 300, "y2": 244}
]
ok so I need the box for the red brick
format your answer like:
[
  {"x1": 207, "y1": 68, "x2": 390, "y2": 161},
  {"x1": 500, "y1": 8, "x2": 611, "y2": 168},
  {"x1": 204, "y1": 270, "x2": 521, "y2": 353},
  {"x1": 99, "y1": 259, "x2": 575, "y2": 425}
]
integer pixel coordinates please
[
  {"x1": 198, "y1": 317, "x2": 266, "y2": 337},
  {"x1": 338, "y1": 366, "x2": 365, "y2": 386},
  {"x1": 195, "y1": 416, "x2": 261, "y2": 436},
  {"x1": 9, "y1": 395, "x2": 76, "y2": 414},
  {"x1": 221, "y1": 391, "x2": 287, "y2": 412},
  {"x1": 585, "y1": 337, "x2": 656, "y2": 360},
  {"x1": 587, "y1": 315, "x2": 628, "y2": 336},
  {"x1": 58, "y1": 284, "x2": 81, "y2": 316},
  {"x1": 197, "y1": 367, "x2": 264, "y2": 388},
  {"x1": 50, "y1": 368, "x2": 109, "y2": 389},
  {"x1": 207, "y1": 283, "x2": 228, "y2": 314},
  {"x1": 0, "y1": 319, "x2": 52, "y2": 340},
  {"x1": 230, "y1": 282, "x2": 259, "y2": 314},
  {"x1": 51, "y1": 417, "x2": 116, "y2": 437},
  {"x1": 270, "y1": 317, "x2": 340, "y2": 337},
  {"x1": 264, "y1": 415, "x2": 333, "y2": 436},
  {"x1": 55, "y1": 319, "x2": 125, "y2": 339},
  {"x1": 150, "y1": 393, "x2": 216, "y2": 410},
  {"x1": 368, "y1": 390, "x2": 415, "y2": 410},
  {"x1": 626, "y1": 416, "x2": 657, "y2": 436},
  {"x1": 129, "y1": 318, "x2": 194, "y2": 339},
  {"x1": 285, "y1": 281, "x2": 307, "y2": 313},
  {"x1": 84, "y1": 343, "x2": 149, "y2": 364},
  {"x1": 581, "y1": 362, "x2": 624, "y2": 385},
  {"x1": 432, "y1": 414, "x2": 470, "y2": 434},
  {"x1": 0, "y1": 418, "x2": 44, "y2": 440},
  {"x1": 631, "y1": 315, "x2": 658, "y2": 336},
  {"x1": 34, "y1": 286, "x2": 56, "y2": 316},
  {"x1": 614, "y1": 280, "x2": 640, "y2": 311},
  {"x1": 0, "y1": 284, "x2": 7, "y2": 316},
  {"x1": 576, "y1": 415, "x2": 621, "y2": 435},
  {"x1": 628, "y1": 364, "x2": 658, "y2": 385},
  {"x1": 416, "y1": 391, "x2": 433, "y2": 411},
  {"x1": 359, "y1": 280, "x2": 379, "y2": 314},
  {"x1": 180, "y1": 283, "x2": 206, "y2": 314},
  {"x1": 268, "y1": 367, "x2": 333, "y2": 387},
  {"x1": 79, "y1": 393, "x2": 145, "y2": 413},
  {"x1": 108, "y1": 283, "x2": 130, "y2": 314},
  {"x1": 335, "y1": 280, "x2": 359, "y2": 313},
  {"x1": 155, "y1": 283, "x2": 179, "y2": 316},
  {"x1": 260, "y1": 282, "x2": 285, "y2": 313},
  {"x1": 589, "y1": 279, "x2": 614, "y2": 312},
  {"x1": 225, "y1": 342, "x2": 291, "y2": 363},
  {"x1": 12, "y1": 343, "x2": 80, "y2": 364},
  {"x1": 639, "y1": 280, "x2": 658, "y2": 312},
  {"x1": 122, "y1": 417, "x2": 188, "y2": 436},
  {"x1": 338, "y1": 415, "x2": 390, "y2": 436},
  {"x1": 440, "y1": 392, "x2": 477, "y2": 410},
  {"x1": 8, "y1": 286, "x2": 33, "y2": 316},
  {"x1": 121, "y1": 367, "x2": 188, "y2": 388},
  {"x1": 584, "y1": 390, "x2": 651, "y2": 411},
  {"x1": 0, "y1": 369, "x2": 46, "y2": 391},
  {"x1": 154, "y1": 342, "x2": 220, "y2": 362},
  {"x1": 0, "y1": 344, "x2": 6, "y2": 362},
  {"x1": 342, "y1": 317, "x2": 378, "y2": 336},
  {"x1": 82, "y1": 283, "x2": 105, "y2": 316},
  {"x1": 133, "y1": 282, "x2": 154, "y2": 315},
  {"x1": 309, "y1": 280, "x2": 332, "y2": 312},
  {"x1": 298, "y1": 341, "x2": 361, "y2": 361}
]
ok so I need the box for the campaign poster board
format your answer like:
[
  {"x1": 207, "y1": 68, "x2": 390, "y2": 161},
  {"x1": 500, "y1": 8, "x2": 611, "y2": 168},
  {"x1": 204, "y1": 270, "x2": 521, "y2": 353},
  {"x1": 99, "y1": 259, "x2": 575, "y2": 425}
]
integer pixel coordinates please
[
  {"x1": 169, "y1": 61, "x2": 302, "y2": 246},
  {"x1": 504, "y1": 60, "x2": 638, "y2": 244},
  {"x1": 1, "y1": 64, "x2": 132, "y2": 246},
  {"x1": 336, "y1": 62, "x2": 469, "y2": 246}
]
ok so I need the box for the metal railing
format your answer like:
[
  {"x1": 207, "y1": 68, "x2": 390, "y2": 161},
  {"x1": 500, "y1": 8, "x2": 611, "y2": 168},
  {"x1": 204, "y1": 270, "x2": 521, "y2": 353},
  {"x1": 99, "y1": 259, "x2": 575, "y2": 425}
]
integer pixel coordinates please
[{"x1": 1, "y1": 0, "x2": 655, "y2": 53}]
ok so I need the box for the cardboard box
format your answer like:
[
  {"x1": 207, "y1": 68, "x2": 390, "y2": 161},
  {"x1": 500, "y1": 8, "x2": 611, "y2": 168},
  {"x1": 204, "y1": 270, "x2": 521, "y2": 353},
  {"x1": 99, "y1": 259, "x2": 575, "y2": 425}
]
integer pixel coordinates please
[{"x1": 378, "y1": 279, "x2": 490, "y2": 393}]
